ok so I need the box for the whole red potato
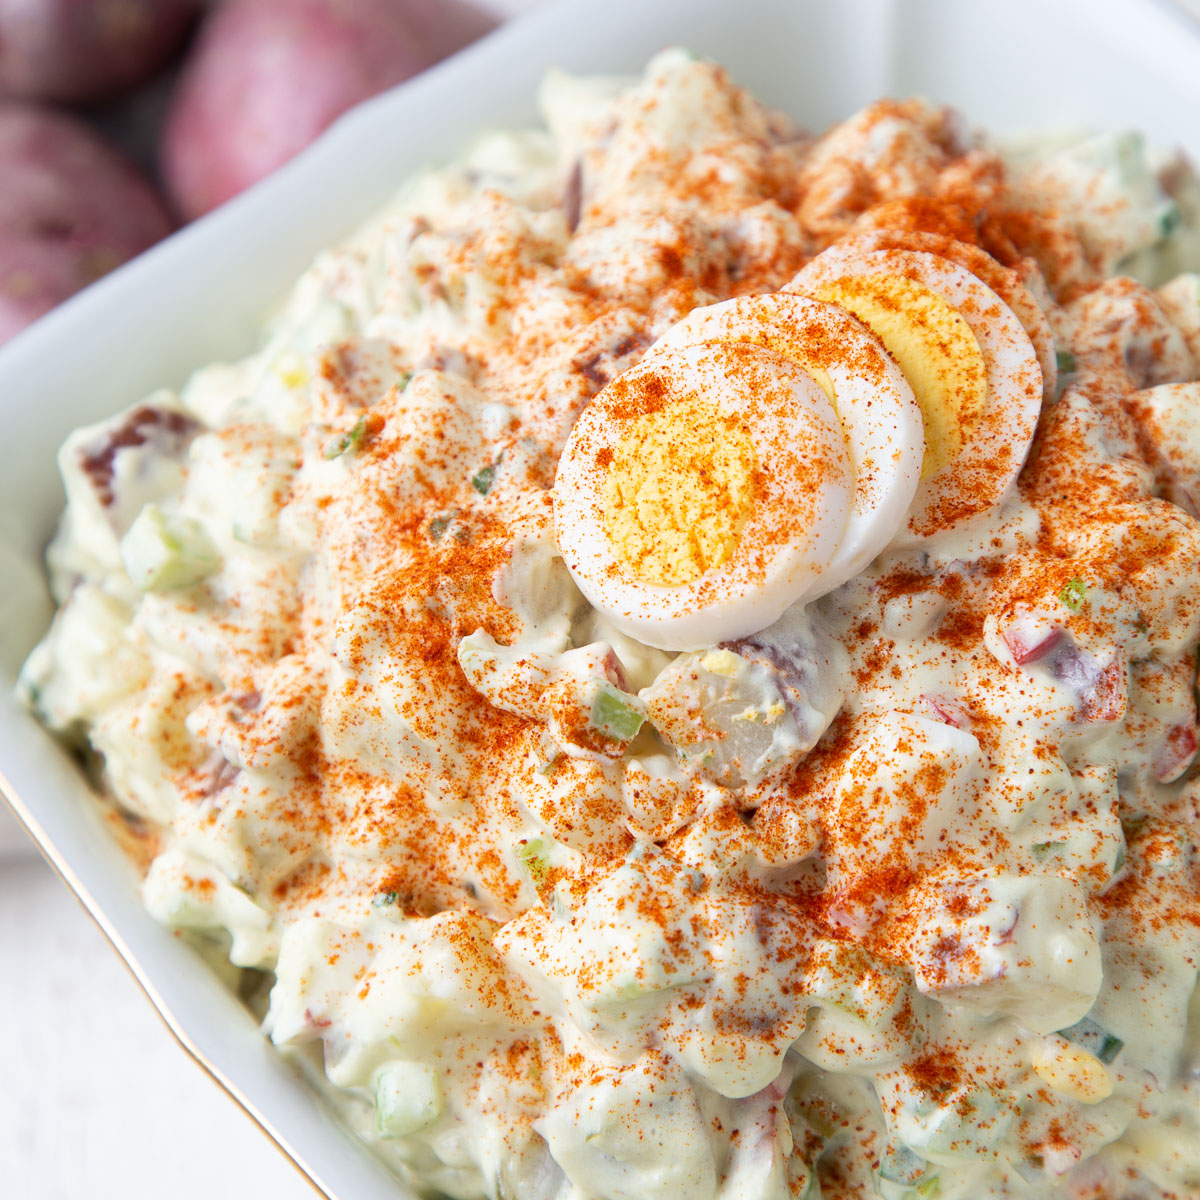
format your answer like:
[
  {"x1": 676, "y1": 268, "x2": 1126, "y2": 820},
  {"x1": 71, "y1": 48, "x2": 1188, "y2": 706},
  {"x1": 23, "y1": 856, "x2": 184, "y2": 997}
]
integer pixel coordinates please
[
  {"x1": 0, "y1": 0, "x2": 203, "y2": 105},
  {"x1": 162, "y1": 0, "x2": 498, "y2": 221},
  {"x1": 0, "y1": 104, "x2": 172, "y2": 345}
]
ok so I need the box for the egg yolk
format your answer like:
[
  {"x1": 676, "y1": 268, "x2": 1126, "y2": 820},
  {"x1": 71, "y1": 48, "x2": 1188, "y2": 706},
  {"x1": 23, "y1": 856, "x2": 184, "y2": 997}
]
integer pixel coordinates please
[
  {"x1": 813, "y1": 273, "x2": 987, "y2": 478},
  {"x1": 602, "y1": 397, "x2": 759, "y2": 586}
]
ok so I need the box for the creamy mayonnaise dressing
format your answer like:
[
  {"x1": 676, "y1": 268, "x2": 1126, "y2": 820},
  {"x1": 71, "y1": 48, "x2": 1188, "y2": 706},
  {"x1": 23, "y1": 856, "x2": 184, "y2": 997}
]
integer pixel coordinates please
[{"x1": 20, "y1": 50, "x2": 1200, "y2": 1200}]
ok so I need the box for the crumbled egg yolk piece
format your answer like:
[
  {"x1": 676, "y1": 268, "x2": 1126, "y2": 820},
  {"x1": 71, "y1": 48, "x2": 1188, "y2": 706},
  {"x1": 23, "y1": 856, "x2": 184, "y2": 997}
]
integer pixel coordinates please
[
  {"x1": 813, "y1": 273, "x2": 987, "y2": 478},
  {"x1": 792, "y1": 360, "x2": 837, "y2": 409},
  {"x1": 699, "y1": 649, "x2": 742, "y2": 676},
  {"x1": 603, "y1": 398, "x2": 758, "y2": 586},
  {"x1": 275, "y1": 352, "x2": 309, "y2": 390}
]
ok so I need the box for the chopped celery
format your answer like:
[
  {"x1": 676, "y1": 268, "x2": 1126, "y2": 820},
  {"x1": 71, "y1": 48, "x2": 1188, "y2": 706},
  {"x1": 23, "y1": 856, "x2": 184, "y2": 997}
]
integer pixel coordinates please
[
  {"x1": 1055, "y1": 349, "x2": 1077, "y2": 375},
  {"x1": 1058, "y1": 1016, "x2": 1124, "y2": 1064},
  {"x1": 395, "y1": 371, "x2": 414, "y2": 391},
  {"x1": 1059, "y1": 577, "x2": 1088, "y2": 611},
  {"x1": 323, "y1": 416, "x2": 368, "y2": 460},
  {"x1": 516, "y1": 837, "x2": 550, "y2": 883},
  {"x1": 589, "y1": 682, "x2": 646, "y2": 742},
  {"x1": 903, "y1": 1082, "x2": 1015, "y2": 1159},
  {"x1": 120, "y1": 504, "x2": 219, "y2": 592},
  {"x1": 1031, "y1": 130, "x2": 1174, "y2": 272},
  {"x1": 1031, "y1": 840, "x2": 1067, "y2": 863},
  {"x1": 879, "y1": 1142, "x2": 936, "y2": 1187},
  {"x1": 611, "y1": 971, "x2": 700, "y2": 1002},
  {"x1": 376, "y1": 1062, "x2": 442, "y2": 1137},
  {"x1": 805, "y1": 939, "x2": 902, "y2": 1027}
]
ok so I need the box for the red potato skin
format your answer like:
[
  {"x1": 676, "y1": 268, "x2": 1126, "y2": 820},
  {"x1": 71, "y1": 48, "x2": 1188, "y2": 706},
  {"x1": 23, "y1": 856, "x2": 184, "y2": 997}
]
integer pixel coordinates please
[
  {"x1": 0, "y1": 0, "x2": 203, "y2": 105},
  {"x1": 162, "y1": 0, "x2": 497, "y2": 221},
  {"x1": 0, "y1": 104, "x2": 172, "y2": 345}
]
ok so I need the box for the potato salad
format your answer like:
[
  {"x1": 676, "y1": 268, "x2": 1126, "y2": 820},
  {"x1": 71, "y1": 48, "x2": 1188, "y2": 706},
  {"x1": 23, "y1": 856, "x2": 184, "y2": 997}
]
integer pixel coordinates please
[{"x1": 20, "y1": 50, "x2": 1200, "y2": 1200}]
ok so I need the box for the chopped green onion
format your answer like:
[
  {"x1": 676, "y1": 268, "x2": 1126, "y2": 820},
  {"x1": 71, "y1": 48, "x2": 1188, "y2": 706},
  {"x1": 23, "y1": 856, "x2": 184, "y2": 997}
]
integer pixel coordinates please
[
  {"x1": 372, "y1": 891, "x2": 399, "y2": 908},
  {"x1": 323, "y1": 416, "x2": 368, "y2": 460},
  {"x1": 470, "y1": 462, "x2": 497, "y2": 495},
  {"x1": 395, "y1": 371, "x2": 414, "y2": 391},
  {"x1": 1059, "y1": 577, "x2": 1088, "y2": 611},
  {"x1": 120, "y1": 504, "x2": 219, "y2": 592},
  {"x1": 1055, "y1": 349, "x2": 1077, "y2": 375},
  {"x1": 1031, "y1": 840, "x2": 1067, "y2": 863},
  {"x1": 428, "y1": 511, "x2": 458, "y2": 541},
  {"x1": 1058, "y1": 1016, "x2": 1124, "y2": 1064},
  {"x1": 589, "y1": 682, "x2": 646, "y2": 742}
]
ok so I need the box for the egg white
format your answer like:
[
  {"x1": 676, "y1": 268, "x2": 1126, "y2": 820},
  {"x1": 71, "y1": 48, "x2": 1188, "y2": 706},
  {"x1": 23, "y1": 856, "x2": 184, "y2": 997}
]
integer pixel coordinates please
[
  {"x1": 554, "y1": 340, "x2": 853, "y2": 651},
  {"x1": 807, "y1": 230, "x2": 1058, "y2": 402},
  {"x1": 791, "y1": 246, "x2": 1044, "y2": 541},
  {"x1": 646, "y1": 292, "x2": 924, "y2": 597}
]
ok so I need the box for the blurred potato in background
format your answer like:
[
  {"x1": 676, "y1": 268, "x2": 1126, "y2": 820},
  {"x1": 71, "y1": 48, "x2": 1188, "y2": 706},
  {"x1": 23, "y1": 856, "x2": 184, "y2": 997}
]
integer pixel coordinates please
[{"x1": 0, "y1": 0, "x2": 497, "y2": 347}]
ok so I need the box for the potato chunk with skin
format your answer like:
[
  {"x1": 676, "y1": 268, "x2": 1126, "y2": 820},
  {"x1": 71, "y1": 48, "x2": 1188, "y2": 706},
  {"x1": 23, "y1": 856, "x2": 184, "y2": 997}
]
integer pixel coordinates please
[
  {"x1": 641, "y1": 605, "x2": 846, "y2": 789},
  {"x1": 535, "y1": 1052, "x2": 718, "y2": 1200},
  {"x1": 898, "y1": 874, "x2": 1103, "y2": 1034},
  {"x1": 814, "y1": 710, "x2": 984, "y2": 933}
]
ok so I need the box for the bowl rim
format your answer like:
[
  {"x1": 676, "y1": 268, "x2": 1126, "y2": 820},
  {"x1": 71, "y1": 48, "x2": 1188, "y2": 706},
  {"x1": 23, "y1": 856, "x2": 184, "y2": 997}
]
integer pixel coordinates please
[{"x1": 4, "y1": 0, "x2": 1200, "y2": 1195}]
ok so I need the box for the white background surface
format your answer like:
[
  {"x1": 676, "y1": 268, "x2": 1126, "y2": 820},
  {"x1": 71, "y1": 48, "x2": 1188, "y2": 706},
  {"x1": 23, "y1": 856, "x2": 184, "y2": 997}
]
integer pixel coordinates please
[
  {"x1": 0, "y1": 2, "x2": 542, "y2": 1196},
  {"x1": 0, "y1": 854, "x2": 319, "y2": 1198},
  {"x1": 4, "y1": 0, "x2": 1200, "y2": 1196}
]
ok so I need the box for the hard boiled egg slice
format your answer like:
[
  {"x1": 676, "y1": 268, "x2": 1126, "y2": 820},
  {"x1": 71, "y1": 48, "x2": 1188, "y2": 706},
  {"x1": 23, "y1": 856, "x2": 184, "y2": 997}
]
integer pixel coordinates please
[
  {"x1": 815, "y1": 229, "x2": 1058, "y2": 400},
  {"x1": 554, "y1": 340, "x2": 853, "y2": 652},
  {"x1": 790, "y1": 245, "x2": 1044, "y2": 541},
  {"x1": 645, "y1": 292, "x2": 924, "y2": 595}
]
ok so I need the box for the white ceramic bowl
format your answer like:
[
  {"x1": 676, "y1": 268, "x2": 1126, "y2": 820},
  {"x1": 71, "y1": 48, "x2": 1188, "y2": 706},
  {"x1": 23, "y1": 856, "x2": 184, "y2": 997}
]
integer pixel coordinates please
[{"x1": 3, "y1": 0, "x2": 1200, "y2": 1194}]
